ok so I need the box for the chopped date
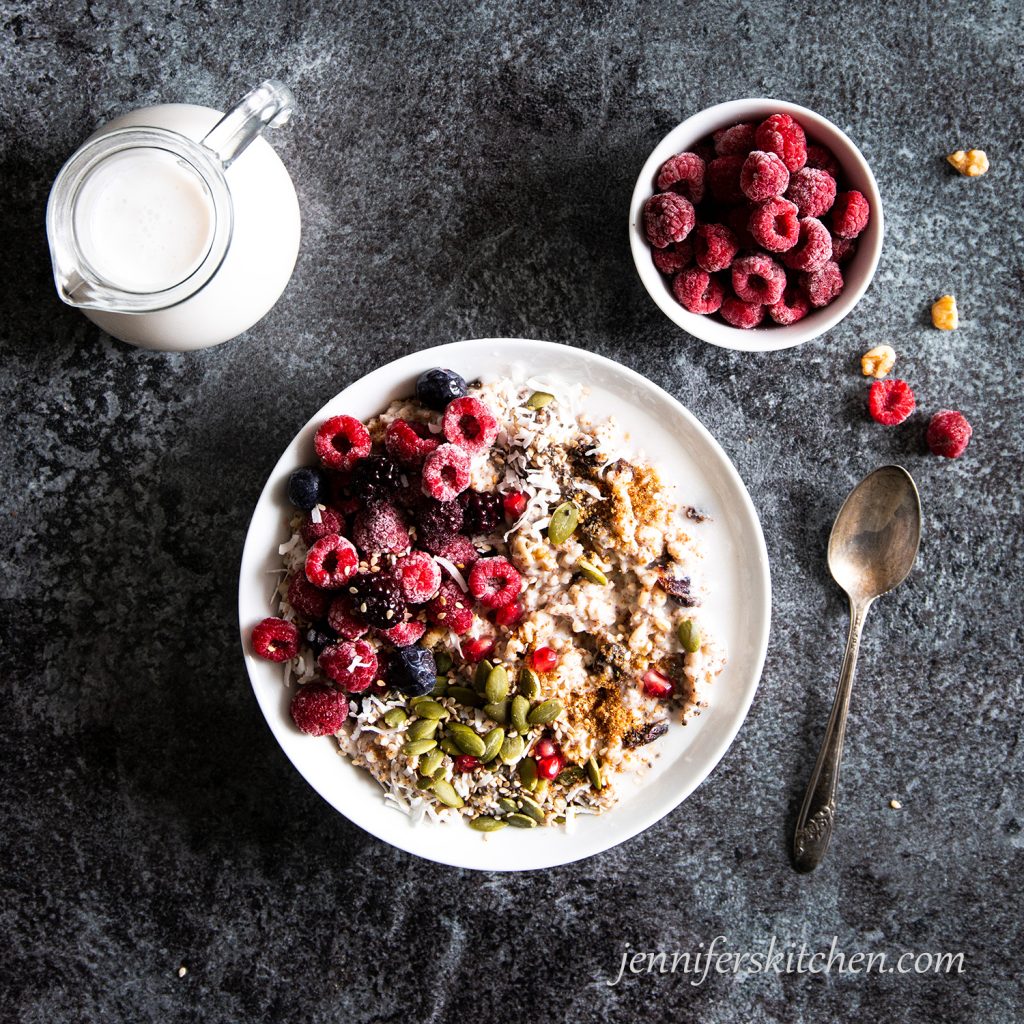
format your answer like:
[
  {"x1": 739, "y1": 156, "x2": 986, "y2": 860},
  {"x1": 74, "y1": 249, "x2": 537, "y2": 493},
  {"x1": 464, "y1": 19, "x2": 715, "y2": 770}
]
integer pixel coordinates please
[
  {"x1": 685, "y1": 506, "x2": 710, "y2": 523},
  {"x1": 623, "y1": 721, "x2": 669, "y2": 749},
  {"x1": 656, "y1": 573, "x2": 702, "y2": 607}
]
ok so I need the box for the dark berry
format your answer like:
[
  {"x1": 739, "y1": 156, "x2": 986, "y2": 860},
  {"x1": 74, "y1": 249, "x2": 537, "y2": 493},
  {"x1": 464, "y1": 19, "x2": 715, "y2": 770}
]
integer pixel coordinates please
[
  {"x1": 926, "y1": 410, "x2": 972, "y2": 458},
  {"x1": 351, "y1": 455, "x2": 402, "y2": 501},
  {"x1": 468, "y1": 556, "x2": 522, "y2": 609},
  {"x1": 290, "y1": 684, "x2": 349, "y2": 736},
  {"x1": 441, "y1": 397, "x2": 498, "y2": 454},
  {"x1": 305, "y1": 625, "x2": 338, "y2": 657},
  {"x1": 314, "y1": 415, "x2": 371, "y2": 472},
  {"x1": 287, "y1": 467, "x2": 324, "y2": 510},
  {"x1": 349, "y1": 573, "x2": 407, "y2": 628},
  {"x1": 416, "y1": 367, "x2": 468, "y2": 411},
  {"x1": 252, "y1": 617, "x2": 300, "y2": 662},
  {"x1": 386, "y1": 644, "x2": 437, "y2": 696},
  {"x1": 352, "y1": 501, "x2": 410, "y2": 555},
  {"x1": 416, "y1": 499, "x2": 464, "y2": 550},
  {"x1": 460, "y1": 489, "x2": 502, "y2": 536}
]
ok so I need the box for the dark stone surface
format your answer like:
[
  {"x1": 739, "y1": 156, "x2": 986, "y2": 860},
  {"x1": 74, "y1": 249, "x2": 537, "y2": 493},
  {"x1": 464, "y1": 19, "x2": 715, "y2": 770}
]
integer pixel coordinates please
[{"x1": 2, "y1": 2, "x2": 1022, "y2": 1021}]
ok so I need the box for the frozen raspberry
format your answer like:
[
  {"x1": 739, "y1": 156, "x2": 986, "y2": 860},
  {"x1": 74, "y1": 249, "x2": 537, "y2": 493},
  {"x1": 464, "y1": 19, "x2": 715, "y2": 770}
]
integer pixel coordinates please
[
  {"x1": 503, "y1": 491, "x2": 528, "y2": 521},
  {"x1": 494, "y1": 601, "x2": 523, "y2": 628},
  {"x1": 319, "y1": 639, "x2": 378, "y2": 692},
  {"x1": 385, "y1": 419, "x2": 439, "y2": 467},
  {"x1": 800, "y1": 260, "x2": 844, "y2": 307},
  {"x1": 352, "y1": 501, "x2": 410, "y2": 556},
  {"x1": 426, "y1": 579, "x2": 474, "y2": 634},
  {"x1": 422, "y1": 443, "x2": 472, "y2": 502},
  {"x1": 740, "y1": 150, "x2": 790, "y2": 202},
  {"x1": 731, "y1": 254, "x2": 787, "y2": 306},
  {"x1": 672, "y1": 267, "x2": 725, "y2": 315},
  {"x1": 643, "y1": 192, "x2": 696, "y2": 248},
  {"x1": 755, "y1": 113, "x2": 807, "y2": 172},
  {"x1": 725, "y1": 204, "x2": 758, "y2": 249},
  {"x1": 290, "y1": 684, "x2": 349, "y2": 736},
  {"x1": 694, "y1": 223, "x2": 739, "y2": 273},
  {"x1": 652, "y1": 238, "x2": 693, "y2": 276},
  {"x1": 748, "y1": 198, "x2": 800, "y2": 252},
  {"x1": 393, "y1": 550, "x2": 442, "y2": 604},
  {"x1": 832, "y1": 190, "x2": 870, "y2": 238},
  {"x1": 327, "y1": 595, "x2": 369, "y2": 639},
  {"x1": 300, "y1": 507, "x2": 344, "y2": 546},
  {"x1": 655, "y1": 152, "x2": 705, "y2": 204},
  {"x1": 251, "y1": 617, "x2": 300, "y2": 662},
  {"x1": 868, "y1": 379, "x2": 916, "y2": 426},
  {"x1": 642, "y1": 668, "x2": 674, "y2": 699},
  {"x1": 305, "y1": 534, "x2": 359, "y2": 589},
  {"x1": 351, "y1": 455, "x2": 402, "y2": 501},
  {"x1": 377, "y1": 618, "x2": 427, "y2": 647},
  {"x1": 442, "y1": 397, "x2": 498, "y2": 454},
  {"x1": 713, "y1": 122, "x2": 756, "y2": 156},
  {"x1": 720, "y1": 296, "x2": 766, "y2": 329},
  {"x1": 926, "y1": 410, "x2": 973, "y2": 458},
  {"x1": 707, "y1": 155, "x2": 745, "y2": 203},
  {"x1": 767, "y1": 284, "x2": 812, "y2": 325},
  {"x1": 786, "y1": 167, "x2": 837, "y2": 218},
  {"x1": 468, "y1": 556, "x2": 522, "y2": 609},
  {"x1": 830, "y1": 235, "x2": 857, "y2": 264},
  {"x1": 434, "y1": 536, "x2": 480, "y2": 578},
  {"x1": 463, "y1": 636, "x2": 496, "y2": 663},
  {"x1": 781, "y1": 217, "x2": 833, "y2": 272},
  {"x1": 287, "y1": 572, "x2": 329, "y2": 620},
  {"x1": 530, "y1": 647, "x2": 559, "y2": 673},
  {"x1": 805, "y1": 143, "x2": 840, "y2": 177},
  {"x1": 314, "y1": 415, "x2": 371, "y2": 472},
  {"x1": 460, "y1": 489, "x2": 502, "y2": 535}
]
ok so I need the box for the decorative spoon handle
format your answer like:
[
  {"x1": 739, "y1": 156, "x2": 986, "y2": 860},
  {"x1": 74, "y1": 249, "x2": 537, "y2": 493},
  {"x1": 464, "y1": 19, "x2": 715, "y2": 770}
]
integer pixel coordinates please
[{"x1": 793, "y1": 598, "x2": 872, "y2": 872}]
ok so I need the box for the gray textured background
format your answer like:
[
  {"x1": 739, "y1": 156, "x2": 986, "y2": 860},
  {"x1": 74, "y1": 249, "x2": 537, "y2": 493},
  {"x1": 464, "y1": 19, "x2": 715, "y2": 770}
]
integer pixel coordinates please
[{"x1": 2, "y1": 1, "x2": 1022, "y2": 1022}]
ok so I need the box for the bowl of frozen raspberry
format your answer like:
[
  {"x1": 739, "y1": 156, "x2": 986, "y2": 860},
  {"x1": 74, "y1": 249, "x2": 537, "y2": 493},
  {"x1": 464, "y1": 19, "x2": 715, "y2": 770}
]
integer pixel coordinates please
[{"x1": 629, "y1": 99, "x2": 884, "y2": 352}]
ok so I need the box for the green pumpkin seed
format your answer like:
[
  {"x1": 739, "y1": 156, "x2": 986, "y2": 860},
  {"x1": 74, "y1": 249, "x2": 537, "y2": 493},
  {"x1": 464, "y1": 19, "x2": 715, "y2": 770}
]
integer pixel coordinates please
[
  {"x1": 434, "y1": 649, "x2": 453, "y2": 674},
  {"x1": 407, "y1": 718, "x2": 440, "y2": 741},
  {"x1": 497, "y1": 797, "x2": 518, "y2": 815},
  {"x1": 526, "y1": 391, "x2": 555, "y2": 410},
  {"x1": 469, "y1": 816, "x2": 508, "y2": 832},
  {"x1": 447, "y1": 723, "x2": 486, "y2": 757},
  {"x1": 553, "y1": 815, "x2": 566, "y2": 825},
  {"x1": 431, "y1": 678, "x2": 448, "y2": 697},
  {"x1": 447, "y1": 685, "x2": 484, "y2": 708},
  {"x1": 518, "y1": 756, "x2": 538, "y2": 791},
  {"x1": 481, "y1": 727, "x2": 505, "y2": 763},
  {"x1": 414, "y1": 699, "x2": 448, "y2": 720},
  {"x1": 431, "y1": 779, "x2": 464, "y2": 808},
  {"x1": 548, "y1": 502, "x2": 579, "y2": 545},
  {"x1": 586, "y1": 755, "x2": 604, "y2": 790},
  {"x1": 519, "y1": 795, "x2": 546, "y2": 823},
  {"x1": 527, "y1": 699, "x2": 564, "y2": 726},
  {"x1": 533, "y1": 779, "x2": 550, "y2": 800},
  {"x1": 506, "y1": 812, "x2": 538, "y2": 828},
  {"x1": 483, "y1": 700, "x2": 509, "y2": 725},
  {"x1": 402, "y1": 738, "x2": 438, "y2": 756},
  {"x1": 555, "y1": 765, "x2": 587, "y2": 787},
  {"x1": 485, "y1": 665, "x2": 510, "y2": 703},
  {"x1": 677, "y1": 619, "x2": 702, "y2": 653},
  {"x1": 511, "y1": 694, "x2": 530, "y2": 735},
  {"x1": 419, "y1": 748, "x2": 444, "y2": 778},
  {"x1": 474, "y1": 659, "x2": 494, "y2": 691},
  {"x1": 383, "y1": 708, "x2": 408, "y2": 728},
  {"x1": 517, "y1": 667, "x2": 540, "y2": 700},
  {"x1": 440, "y1": 738, "x2": 461, "y2": 756},
  {"x1": 408, "y1": 695, "x2": 432, "y2": 709},
  {"x1": 576, "y1": 558, "x2": 608, "y2": 586},
  {"x1": 415, "y1": 775, "x2": 433, "y2": 790},
  {"x1": 500, "y1": 733, "x2": 525, "y2": 764}
]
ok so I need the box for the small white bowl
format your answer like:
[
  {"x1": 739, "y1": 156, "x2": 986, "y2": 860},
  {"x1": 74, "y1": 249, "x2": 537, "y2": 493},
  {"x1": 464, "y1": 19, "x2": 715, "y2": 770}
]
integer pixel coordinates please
[{"x1": 629, "y1": 98, "x2": 884, "y2": 352}]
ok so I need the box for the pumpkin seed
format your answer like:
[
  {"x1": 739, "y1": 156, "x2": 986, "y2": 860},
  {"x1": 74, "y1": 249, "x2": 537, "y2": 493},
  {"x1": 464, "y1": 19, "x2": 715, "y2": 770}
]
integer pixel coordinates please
[
  {"x1": 485, "y1": 665, "x2": 510, "y2": 703},
  {"x1": 481, "y1": 727, "x2": 505, "y2": 763},
  {"x1": 415, "y1": 699, "x2": 448, "y2": 720},
  {"x1": 431, "y1": 678, "x2": 448, "y2": 697},
  {"x1": 500, "y1": 733, "x2": 525, "y2": 764},
  {"x1": 497, "y1": 797, "x2": 518, "y2": 815},
  {"x1": 554, "y1": 815, "x2": 566, "y2": 824},
  {"x1": 469, "y1": 816, "x2": 508, "y2": 832},
  {"x1": 415, "y1": 775, "x2": 433, "y2": 790},
  {"x1": 517, "y1": 667, "x2": 541, "y2": 700},
  {"x1": 677, "y1": 619, "x2": 701, "y2": 653},
  {"x1": 408, "y1": 695, "x2": 432, "y2": 709},
  {"x1": 402, "y1": 738, "x2": 437, "y2": 756},
  {"x1": 555, "y1": 765, "x2": 586, "y2": 787},
  {"x1": 506, "y1": 812, "x2": 538, "y2": 828},
  {"x1": 586, "y1": 755, "x2": 604, "y2": 790},
  {"x1": 383, "y1": 708, "x2": 407, "y2": 728},
  {"x1": 431, "y1": 779, "x2": 464, "y2": 808},
  {"x1": 518, "y1": 756, "x2": 538, "y2": 791},
  {"x1": 447, "y1": 685, "x2": 483, "y2": 708},
  {"x1": 526, "y1": 390, "x2": 555, "y2": 410},
  {"x1": 483, "y1": 700, "x2": 509, "y2": 725},
  {"x1": 527, "y1": 699, "x2": 564, "y2": 726},
  {"x1": 407, "y1": 718, "x2": 439, "y2": 741},
  {"x1": 547, "y1": 501, "x2": 579, "y2": 545},
  {"x1": 511, "y1": 694, "x2": 530, "y2": 734},
  {"x1": 473, "y1": 659, "x2": 494, "y2": 691},
  {"x1": 576, "y1": 558, "x2": 608, "y2": 586},
  {"x1": 519, "y1": 795, "x2": 546, "y2": 823},
  {"x1": 447, "y1": 723, "x2": 486, "y2": 757},
  {"x1": 434, "y1": 649, "x2": 453, "y2": 674},
  {"x1": 533, "y1": 779, "x2": 550, "y2": 800},
  {"x1": 419, "y1": 748, "x2": 444, "y2": 778},
  {"x1": 440, "y1": 737, "x2": 461, "y2": 756}
]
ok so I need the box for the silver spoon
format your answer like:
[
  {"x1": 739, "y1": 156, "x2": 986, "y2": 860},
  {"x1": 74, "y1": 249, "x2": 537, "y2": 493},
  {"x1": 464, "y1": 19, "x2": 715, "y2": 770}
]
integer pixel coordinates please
[{"x1": 793, "y1": 465, "x2": 922, "y2": 873}]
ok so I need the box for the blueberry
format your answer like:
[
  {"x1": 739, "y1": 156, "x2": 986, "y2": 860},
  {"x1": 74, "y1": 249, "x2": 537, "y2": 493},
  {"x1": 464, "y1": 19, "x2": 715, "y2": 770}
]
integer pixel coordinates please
[
  {"x1": 415, "y1": 367, "x2": 468, "y2": 411},
  {"x1": 305, "y1": 626, "x2": 337, "y2": 657},
  {"x1": 387, "y1": 644, "x2": 437, "y2": 696},
  {"x1": 287, "y1": 467, "x2": 324, "y2": 510}
]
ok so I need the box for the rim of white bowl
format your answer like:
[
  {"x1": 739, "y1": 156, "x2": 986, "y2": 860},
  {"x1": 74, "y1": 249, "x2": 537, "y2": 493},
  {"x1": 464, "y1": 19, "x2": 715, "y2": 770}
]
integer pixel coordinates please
[{"x1": 629, "y1": 98, "x2": 884, "y2": 352}]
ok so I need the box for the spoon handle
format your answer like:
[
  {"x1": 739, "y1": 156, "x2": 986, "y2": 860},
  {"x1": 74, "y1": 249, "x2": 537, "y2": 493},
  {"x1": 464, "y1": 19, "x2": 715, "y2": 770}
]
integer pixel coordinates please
[{"x1": 793, "y1": 598, "x2": 872, "y2": 872}]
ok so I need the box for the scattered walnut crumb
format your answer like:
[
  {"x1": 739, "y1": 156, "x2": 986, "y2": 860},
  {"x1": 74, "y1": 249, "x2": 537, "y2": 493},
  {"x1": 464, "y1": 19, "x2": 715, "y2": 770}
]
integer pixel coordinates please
[
  {"x1": 889, "y1": 799, "x2": 903, "y2": 810},
  {"x1": 931, "y1": 294, "x2": 959, "y2": 331},
  {"x1": 861, "y1": 344, "x2": 896, "y2": 379},
  {"x1": 947, "y1": 149, "x2": 989, "y2": 177}
]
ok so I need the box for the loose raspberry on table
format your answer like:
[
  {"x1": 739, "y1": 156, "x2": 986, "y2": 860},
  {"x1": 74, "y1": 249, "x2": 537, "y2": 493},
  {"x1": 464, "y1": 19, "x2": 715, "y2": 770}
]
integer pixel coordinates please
[
  {"x1": 251, "y1": 617, "x2": 300, "y2": 662},
  {"x1": 349, "y1": 573, "x2": 407, "y2": 628},
  {"x1": 672, "y1": 267, "x2": 725, "y2": 315},
  {"x1": 415, "y1": 498, "x2": 464, "y2": 551},
  {"x1": 352, "y1": 501, "x2": 410, "y2": 556},
  {"x1": 468, "y1": 556, "x2": 523, "y2": 609},
  {"x1": 707, "y1": 155, "x2": 745, "y2": 203},
  {"x1": 393, "y1": 550, "x2": 442, "y2": 604},
  {"x1": 290, "y1": 684, "x2": 349, "y2": 736},
  {"x1": 377, "y1": 618, "x2": 427, "y2": 647},
  {"x1": 786, "y1": 167, "x2": 837, "y2": 218},
  {"x1": 652, "y1": 238, "x2": 693, "y2": 276},
  {"x1": 694, "y1": 223, "x2": 739, "y2": 273},
  {"x1": 740, "y1": 150, "x2": 790, "y2": 202},
  {"x1": 433, "y1": 535, "x2": 480, "y2": 573},
  {"x1": 926, "y1": 410, "x2": 973, "y2": 458},
  {"x1": 643, "y1": 192, "x2": 696, "y2": 248},
  {"x1": 805, "y1": 143, "x2": 840, "y2": 177},
  {"x1": 314, "y1": 415, "x2": 372, "y2": 472},
  {"x1": 720, "y1": 296, "x2": 766, "y2": 329},
  {"x1": 781, "y1": 217, "x2": 833, "y2": 271},
  {"x1": 713, "y1": 122, "x2": 757, "y2": 156},
  {"x1": 800, "y1": 260, "x2": 844, "y2": 307},
  {"x1": 755, "y1": 113, "x2": 807, "y2": 172},
  {"x1": 748, "y1": 197, "x2": 800, "y2": 252},
  {"x1": 327, "y1": 595, "x2": 369, "y2": 639},
  {"x1": 385, "y1": 419, "x2": 440, "y2": 467},
  {"x1": 287, "y1": 572, "x2": 329, "y2": 620},
  {"x1": 427, "y1": 579, "x2": 474, "y2": 634},
  {"x1": 442, "y1": 396, "x2": 498, "y2": 454},
  {"x1": 731, "y1": 253, "x2": 787, "y2": 306},
  {"x1": 832, "y1": 190, "x2": 870, "y2": 238},
  {"x1": 319, "y1": 639, "x2": 378, "y2": 692},
  {"x1": 656, "y1": 152, "x2": 706, "y2": 204},
  {"x1": 422, "y1": 443, "x2": 472, "y2": 502},
  {"x1": 460, "y1": 489, "x2": 503, "y2": 536},
  {"x1": 305, "y1": 534, "x2": 360, "y2": 589},
  {"x1": 767, "y1": 284, "x2": 812, "y2": 325},
  {"x1": 300, "y1": 506, "x2": 344, "y2": 546},
  {"x1": 868, "y1": 379, "x2": 916, "y2": 426},
  {"x1": 830, "y1": 235, "x2": 857, "y2": 264}
]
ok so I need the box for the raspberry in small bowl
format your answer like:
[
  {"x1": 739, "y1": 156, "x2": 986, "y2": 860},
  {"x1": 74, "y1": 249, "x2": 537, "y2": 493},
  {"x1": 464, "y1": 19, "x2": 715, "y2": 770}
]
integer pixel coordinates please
[{"x1": 629, "y1": 99, "x2": 883, "y2": 352}]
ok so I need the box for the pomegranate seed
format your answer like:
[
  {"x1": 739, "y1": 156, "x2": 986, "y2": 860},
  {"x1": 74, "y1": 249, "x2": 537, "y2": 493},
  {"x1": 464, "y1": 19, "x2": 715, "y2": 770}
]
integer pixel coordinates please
[
  {"x1": 642, "y1": 668, "x2": 674, "y2": 699},
  {"x1": 537, "y1": 755, "x2": 562, "y2": 780},
  {"x1": 530, "y1": 646, "x2": 559, "y2": 673},
  {"x1": 454, "y1": 755, "x2": 479, "y2": 773},
  {"x1": 503, "y1": 490, "x2": 528, "y2": 520},
  {"x1": 462, "y1": 637, "x2": 495, "y2": 663},
  {"x1": 494, "y1": 601, "x2": 523, "y2": 628},
  {"x1": 534, "y1": 737, "x2": 559, "y2": 759}
]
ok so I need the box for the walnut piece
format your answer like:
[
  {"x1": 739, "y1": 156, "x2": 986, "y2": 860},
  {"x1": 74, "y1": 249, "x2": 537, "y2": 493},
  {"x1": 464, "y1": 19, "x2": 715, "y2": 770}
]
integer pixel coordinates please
[
  {"x1": 861, "y1": 344, "x2": 896, "y2": 378},
  {"x1": 931, "y1": 294, "x2": 959, "y2": 330},
  {"x1": 947, "y1": 149, "x2": 989, "y2": 177}
]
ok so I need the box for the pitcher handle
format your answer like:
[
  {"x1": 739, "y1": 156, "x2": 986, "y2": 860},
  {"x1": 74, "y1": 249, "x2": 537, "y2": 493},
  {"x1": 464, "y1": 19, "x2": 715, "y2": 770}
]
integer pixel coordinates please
[{"x1": 200, "y1": 79, "x2": 295, "y2": 169}]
